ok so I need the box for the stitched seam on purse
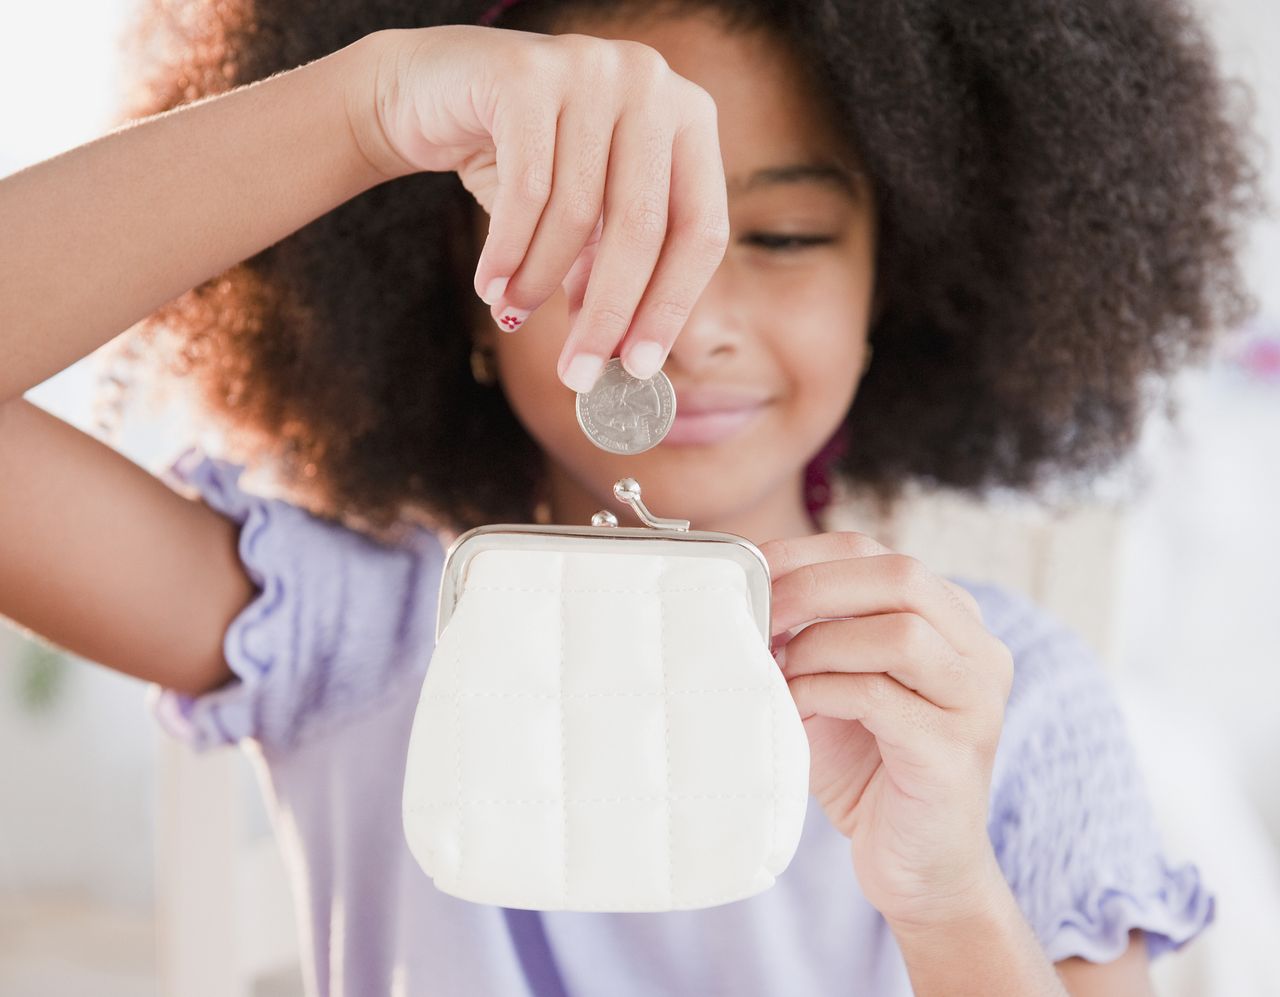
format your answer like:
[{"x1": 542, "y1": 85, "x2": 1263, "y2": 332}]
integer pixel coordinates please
[
  {"x1": 405, "y1": 791, "x2": 808, "y2": 808},
  {"x1": 559, "y1": 551, "x2": 569, "y2": 908},
  {"x1": 455, "y1": 621, "x2": 464, "y2": 892},
  {"x1": 464, "y1": 584, "x2": 739, "y2": 595},
  {"x1": 769, "y1": 615, "x2": 779, "y2": 876},
  {"x1": 433, "y1": 572, "x2": 786, "y2": 910},
  {"x1": 659, "y1": 560, "x2": 674, "y2": 909},
  {"x1": 452, "y1": 687, "x2": 769, "y2": 698}
]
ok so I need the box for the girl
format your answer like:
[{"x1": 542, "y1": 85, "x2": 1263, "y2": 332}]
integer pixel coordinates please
[{"x1": 0, "y1": 0, "x2": 1262, "y2": 993}]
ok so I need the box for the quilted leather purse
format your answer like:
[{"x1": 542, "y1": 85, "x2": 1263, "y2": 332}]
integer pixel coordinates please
[{"x1": 402, "y1": 477, "x2": 810, "y2": 912}]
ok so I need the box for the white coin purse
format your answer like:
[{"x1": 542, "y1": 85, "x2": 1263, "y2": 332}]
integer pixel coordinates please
[{"x1": 402, "y1": 477, "x2": 810, "y2": 912}]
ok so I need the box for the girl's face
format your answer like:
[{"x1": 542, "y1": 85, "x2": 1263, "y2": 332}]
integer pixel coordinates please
[{"x1": 470, "y1": 9, "x2": 877, "y2": 542}]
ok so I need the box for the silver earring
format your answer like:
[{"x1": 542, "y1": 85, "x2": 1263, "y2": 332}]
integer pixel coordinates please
[{"x1": 470, "y1": 342, "x2": 498, "y2": 386}]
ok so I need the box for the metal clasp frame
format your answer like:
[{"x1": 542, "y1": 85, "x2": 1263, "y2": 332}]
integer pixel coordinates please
[{"x1": 591, "y1": 477, "x2": 690, "y2": 532}]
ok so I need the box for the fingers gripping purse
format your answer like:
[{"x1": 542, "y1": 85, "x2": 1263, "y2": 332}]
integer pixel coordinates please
[{"x1": 402, "y1": 477, "x2": 811, "y2": 912}]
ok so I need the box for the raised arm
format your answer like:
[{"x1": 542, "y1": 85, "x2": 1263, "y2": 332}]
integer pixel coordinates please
[
  {"x1": 0, "y1": 32, "x2": 394, "y2": 695},
  {"x1": 0, "y1": 31, "x2": 390, "y2": 403}
]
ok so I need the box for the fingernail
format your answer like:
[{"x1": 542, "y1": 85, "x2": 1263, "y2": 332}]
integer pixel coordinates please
[
  {"x1": 494, "y1": 306, "x2": 530, "y2": 333},
  {"x1": 623, "y1": 341, "x2": 664, "y2": 380},
  {"x1": 562, "y1": 354, "x2": 605, "y2": 393},
  {"x1": 480, "y1": 276, "x2": 509, "y2": 306}
]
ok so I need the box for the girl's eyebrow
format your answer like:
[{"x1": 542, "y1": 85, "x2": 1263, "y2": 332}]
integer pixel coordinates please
[{"x1": 727, "y1": 162, "x2": 860, "y2": 197}]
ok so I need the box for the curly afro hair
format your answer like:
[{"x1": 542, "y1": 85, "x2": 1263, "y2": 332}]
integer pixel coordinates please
[{"x1": 113, "y1": 0, "x2": 1266, "y2": 540}]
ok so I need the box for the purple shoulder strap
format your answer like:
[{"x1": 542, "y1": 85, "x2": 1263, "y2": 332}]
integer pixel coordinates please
[{"x1": 502, "y1": 907, "x2": 571, "y2": 996}]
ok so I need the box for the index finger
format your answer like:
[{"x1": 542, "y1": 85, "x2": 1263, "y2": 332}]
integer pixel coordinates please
[{"x1": 759, "y1": 531, "x2": 985, "y2": 624}]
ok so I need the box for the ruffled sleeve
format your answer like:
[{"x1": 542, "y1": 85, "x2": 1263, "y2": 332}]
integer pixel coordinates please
[
  {"x1": 953, "y1": 576, "x2": 1216, "y2": 965},
  {"x1": 149, "y1": 444, "x2": 446, "y2": 754}
]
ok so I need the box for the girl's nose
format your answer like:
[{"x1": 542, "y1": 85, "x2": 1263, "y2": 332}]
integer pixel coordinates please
[{"x1": 660, "y1": 271, "x2": 744, "y2": 377}]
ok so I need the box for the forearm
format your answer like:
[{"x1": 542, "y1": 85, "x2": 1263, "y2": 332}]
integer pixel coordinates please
[
  {"x1": 890, "y1": 869, "x2": 1068, "y2": 997},
  {"x1": 0, "y1": 29, "x2": 397, "y2": 403}
]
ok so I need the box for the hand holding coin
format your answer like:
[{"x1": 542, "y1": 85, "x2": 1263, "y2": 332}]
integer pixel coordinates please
[{"x1": 575, "y1": 358, "x2": 677, "y2": 454}]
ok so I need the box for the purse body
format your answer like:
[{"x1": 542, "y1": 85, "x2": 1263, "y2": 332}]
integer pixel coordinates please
[{"x1": 402, "y1": 519, "x2": 811, "y2": 913}]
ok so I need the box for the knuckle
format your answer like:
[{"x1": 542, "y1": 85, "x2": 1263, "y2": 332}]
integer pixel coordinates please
[
  {"x1": 832, "y1": 530, "x2": 889, "y2": 559},
  {"x1": 942, "y1": 650, "x2": 969, "y2": 688},
  {"x1": 592, "y1": 41, "x2": 625, "y2": 81},
  {"x1": 795, "y1": 562, "x2": 822, "y2": 601},
  {"x1": 757, "y1": 536, "x2": 784, "y2": 563},
  {"x1": 554, "y1": 32, "x2": 596, "y2": 58},
  {"x1": 702, "y1": 210, "x2": 733, "y2": 250},
  {"x1": 886, "y1": 552, "x2": 928, "y2": 592},
  {"x1": 517, "y1": 156, "x2": 553, "y2": 205},
  {"x1": 941, "y1": 578, "x2": 984, "y2": 622},
  {"x1": 645, "y1": 296, "x2": 693, "y2": 330},
  {"x1": 793, "y1": 671, "x2": 820, "y2": 705},
  {"x1": 759, "y1": 537, "x2": 796, "y2": 579},
  {"x1": 866, "y1": 673, "x2": 895, "y2": 708},
  {"x1": 621, "y1": 39, "x2": 670, "y2": 78},
  {"x1": 585, "y1": 301, "x2": 632, "y2": 339},
  {"x1": 559, "y1": 186, "x2": 602, "y2": 232},
  {"x1": 622, "y1": 189, "x2": 668, "y2": 246},
  {"x1": 679, "y1": 210, "x2": 730, "y2": 258},
  {"x1": 558, "y1": 34, "x2": 614, "y2": 83},
  {"x1": 644, "y1": 44, "x2": 672, "y2": 76},
  {"x1": 595, "y1": 39, "x2": 666, "y2": 88},
  {"x1": 892, "y1": 613, "x2": 932, "y2": 658},
  {"x1": 506, "y1": 39, "x2": 551, "y2": 79}
]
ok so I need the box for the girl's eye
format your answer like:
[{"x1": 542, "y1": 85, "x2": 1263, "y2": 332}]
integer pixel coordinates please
[{"x1": 743, "y1": 232, "x2": 836, "y2": 251}]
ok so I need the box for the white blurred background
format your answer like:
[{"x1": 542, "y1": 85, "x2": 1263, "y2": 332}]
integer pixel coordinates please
[{"x1": 1, "y1": 1, "x2": 1278, "y2": 994}]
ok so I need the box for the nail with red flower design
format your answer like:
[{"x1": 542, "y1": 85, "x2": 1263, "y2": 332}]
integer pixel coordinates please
[{"x1": 495, "y1": 307, "x2": 530, "y2": 332}]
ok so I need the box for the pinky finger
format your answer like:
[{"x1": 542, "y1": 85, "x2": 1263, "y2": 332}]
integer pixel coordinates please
[{"x1": 472, "y1": 104, "x2": 557, "y2": 306}]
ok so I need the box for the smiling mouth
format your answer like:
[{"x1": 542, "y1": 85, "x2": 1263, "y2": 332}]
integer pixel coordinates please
[{"x1": 662, "y1": 402, "x2": 769, "y2": 446}]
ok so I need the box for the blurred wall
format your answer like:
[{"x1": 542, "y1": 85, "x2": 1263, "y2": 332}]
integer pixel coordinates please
[{"x1": 0, "y1": 0, "x2": 164, "y2": 914}]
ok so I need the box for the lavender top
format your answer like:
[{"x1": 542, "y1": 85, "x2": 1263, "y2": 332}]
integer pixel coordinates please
[{"x1": 152, "y1": 445, "x2": 1214, "y2": 996}]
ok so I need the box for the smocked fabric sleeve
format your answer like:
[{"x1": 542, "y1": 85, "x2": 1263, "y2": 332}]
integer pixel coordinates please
[
  {"x1": 953, "y1": 577, "x2": 1216, "y2": 965},
  {"x1": 149, "y1": 444, "x2": 445, "y2": 754}
]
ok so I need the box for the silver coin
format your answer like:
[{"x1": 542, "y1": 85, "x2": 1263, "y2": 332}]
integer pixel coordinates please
[{"x1": 575, "y1": 357, "x2": 677, "y2": 454}]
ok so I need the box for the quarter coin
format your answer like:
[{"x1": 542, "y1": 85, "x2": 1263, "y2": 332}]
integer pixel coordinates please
[{"x1": 575, "y1": 357, "x2": 677, "y2": 454}]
